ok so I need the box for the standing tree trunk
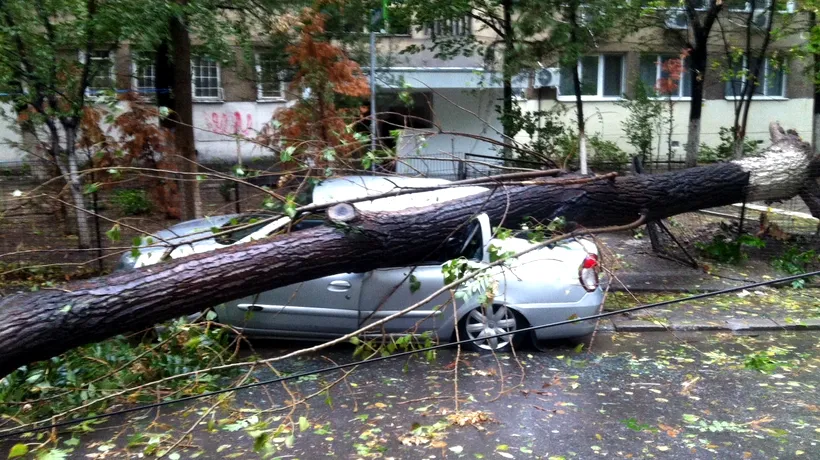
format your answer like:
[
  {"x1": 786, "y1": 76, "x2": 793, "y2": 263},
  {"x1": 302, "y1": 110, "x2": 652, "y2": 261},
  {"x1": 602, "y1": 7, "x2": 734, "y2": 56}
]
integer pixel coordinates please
[
  {"x1": 731, "y1": 0, "x2": 776, "y2": 160},
  {"x1": 500, "y1": 0, "x2": 514, "y2": 158},
  {"x1": 63, "y1": 127, "x2": 92, "y2": 249},
  {"x1": 573, "y1": 65, "x2": 588, "y2": 174},
  {"x1": 812, "y1": 12, "x2": 820, "y2": 153},
  {"x1": 568, "y1": 5, "x2": 587, "y2": 174},
  {"x1": 0, "y1": 124, "x2": 814, "y2": 377},
  {"x1": 684, "y1": 0, "x2": 723, "y2": 168},
  {"x1": 685, "y1": 45, "x2": 706, "y2": 168},
  {"x1": 170, "y1": 4, "x2": 201, "y2": 220}
]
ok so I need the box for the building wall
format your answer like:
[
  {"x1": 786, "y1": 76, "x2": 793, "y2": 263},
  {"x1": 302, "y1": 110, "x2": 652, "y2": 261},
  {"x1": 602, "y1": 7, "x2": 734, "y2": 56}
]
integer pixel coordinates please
[
  {"x1": 396, "y1": 88, "x2": 503, "y2": 177},
  {"x1": 516, "y1": 97, "x2": 812, "y2": 162}
]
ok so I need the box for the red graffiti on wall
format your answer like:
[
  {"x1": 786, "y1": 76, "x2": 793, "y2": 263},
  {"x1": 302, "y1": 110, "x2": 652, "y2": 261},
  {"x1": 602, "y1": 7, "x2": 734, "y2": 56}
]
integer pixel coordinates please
[{"x1": 205, "y1": 111, "x2": 254, "y2": 136}]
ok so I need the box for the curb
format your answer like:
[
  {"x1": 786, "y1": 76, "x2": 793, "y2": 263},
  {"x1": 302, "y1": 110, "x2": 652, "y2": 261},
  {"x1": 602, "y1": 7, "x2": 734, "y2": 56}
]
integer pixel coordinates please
[{"x1": 604, "y1": 317, "x2": 820, "y2": 332}]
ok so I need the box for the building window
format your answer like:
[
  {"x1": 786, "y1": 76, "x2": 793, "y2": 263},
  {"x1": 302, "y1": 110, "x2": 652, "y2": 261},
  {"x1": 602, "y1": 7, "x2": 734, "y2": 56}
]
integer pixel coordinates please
[
  {"x1": 192, "y1": 56, "x2": 222, "y2": 101},
  {"x1": 424, "y1": 16, "x2": 471, "y2": 38},
  {"x1": 639, "y1": 54, "x2": 692, "y2": 98},
  {"x1": 725, "y1": 57, "x2": 785, "y2": 99},
  {"x1": 256, "y1": 53, "x2": 286, "y2": 101},
  {"x1": 81, "y1": 50, "x2": 115, "y2": 94},
  {"x1": 559, "y1": 55, "x2": 624, "y2": 99},
  {"x1": 132, "y1": 53, "x2": 156, "y2": 96}
]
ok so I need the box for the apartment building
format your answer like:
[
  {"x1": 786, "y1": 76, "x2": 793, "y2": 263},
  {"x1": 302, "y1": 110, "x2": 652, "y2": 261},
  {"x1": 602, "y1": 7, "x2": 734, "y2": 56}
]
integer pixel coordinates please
[{"x1": 0, "y1": 1, "x2": 812, "y2": 172}]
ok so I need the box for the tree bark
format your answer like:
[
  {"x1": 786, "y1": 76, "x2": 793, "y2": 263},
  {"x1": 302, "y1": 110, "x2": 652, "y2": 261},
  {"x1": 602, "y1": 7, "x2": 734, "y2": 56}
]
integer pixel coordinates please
[
  {"x1": 685, "y1": 46, "x2": 706, "y2": 168},
  {"x1": 170, "y1": 4, "x2": 201, "y2": 220},
  {"x1": 0, "y1": 126, "x2": 815, "y2": 377},
  {"x1": 812, "y1": 12, "x2": 820, "y2": 154},
  {"x1": 684, "y1": 0, "x2": 722, "y2": 168},
  {"x1": 568, "y1": 3, "x2": 586, "y2": 174},
  {"x1": 55, "y1": 124, "x2": 93, "y2": 249},
  {"x1": 500, "y1": 0, "x2": 514, "y2": 157}
]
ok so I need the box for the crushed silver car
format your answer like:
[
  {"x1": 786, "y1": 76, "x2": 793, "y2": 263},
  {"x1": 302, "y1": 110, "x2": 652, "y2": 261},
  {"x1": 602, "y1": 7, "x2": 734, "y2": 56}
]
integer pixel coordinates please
[{"x1": 118, "y1": 176, "x2": 604, "y2": 351}]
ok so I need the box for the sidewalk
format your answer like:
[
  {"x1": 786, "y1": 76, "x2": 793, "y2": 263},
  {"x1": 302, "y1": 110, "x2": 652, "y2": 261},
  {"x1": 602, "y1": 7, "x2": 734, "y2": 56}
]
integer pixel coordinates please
[{"x1": 600, "y1": 288, "x2": 820, "y2": 332}]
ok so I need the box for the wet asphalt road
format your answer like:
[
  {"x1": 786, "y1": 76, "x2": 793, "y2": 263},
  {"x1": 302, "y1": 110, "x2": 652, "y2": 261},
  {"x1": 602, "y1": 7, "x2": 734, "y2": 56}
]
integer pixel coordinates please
[{"x1": 4, "y1": 331, "x2": 820, "y2": 459}]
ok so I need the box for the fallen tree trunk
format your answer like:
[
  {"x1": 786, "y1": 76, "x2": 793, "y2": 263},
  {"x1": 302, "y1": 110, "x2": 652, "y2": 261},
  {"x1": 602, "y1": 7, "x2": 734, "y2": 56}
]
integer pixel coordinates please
[{"x1": 0, "y1": 124, "x2": 816, "y2": 378}]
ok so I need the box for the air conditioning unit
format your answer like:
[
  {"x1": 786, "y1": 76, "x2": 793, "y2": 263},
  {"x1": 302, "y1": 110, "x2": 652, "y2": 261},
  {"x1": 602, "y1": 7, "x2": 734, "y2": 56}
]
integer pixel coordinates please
[
  {"x1": 533, "y1": 68, "x2": 561, "y2": 88},
  {"x1": 664, "y1": 9, "x2": 688, "y2": 30},
  {"x1": 753, "y1": 11, "x2": 770, "y2": 28}
]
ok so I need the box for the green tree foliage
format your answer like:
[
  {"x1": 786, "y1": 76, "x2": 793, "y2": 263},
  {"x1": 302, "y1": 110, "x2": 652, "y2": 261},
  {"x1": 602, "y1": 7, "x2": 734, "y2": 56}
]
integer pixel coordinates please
[{"x1": 619, "y1": 81, "x2": 663, "y2": 163}]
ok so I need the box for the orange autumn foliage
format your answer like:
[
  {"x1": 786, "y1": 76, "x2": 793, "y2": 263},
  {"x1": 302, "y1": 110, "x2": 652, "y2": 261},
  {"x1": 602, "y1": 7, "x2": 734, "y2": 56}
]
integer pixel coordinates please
[
  {"x1": 263, "y1": 9, "x2": 370, "y2": 163},
  {"x1": 79, "y1": 93, "x2": 180, "y2": 218},
  {"x1": 656, "y1": 49, "x2": 690, "y2": 96}
]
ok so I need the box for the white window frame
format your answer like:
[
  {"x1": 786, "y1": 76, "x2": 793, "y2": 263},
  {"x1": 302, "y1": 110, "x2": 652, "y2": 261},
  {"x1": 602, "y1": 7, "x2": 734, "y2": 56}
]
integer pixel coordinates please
[
  {"x1": 724, "y1": 56, "x2": 787, "y2": 100},
  {"x1": 191, "y1": 56, "x2": 223, "y2": 102},
  {"x1": 255, "y1": 52, "x2": 287, "y2": 102},
  {"x1": 78, "y1": 50, "x2": 115, "y2": 95},
  {"x1": 642, "y1": 54, "x2": 692, "y2": 101},
  {"x1": 131, "y1": 53, "x2": 156, "y2": 98},
  {"x1": 557, "y1": 54, "x2": 625, "y2": 102}
]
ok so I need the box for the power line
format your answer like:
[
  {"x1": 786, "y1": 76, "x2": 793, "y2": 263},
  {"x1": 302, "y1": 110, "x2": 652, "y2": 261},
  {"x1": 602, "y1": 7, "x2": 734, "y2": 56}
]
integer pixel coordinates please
[{"x1": 1, "y1": 269, "x2": 818, "y2": 440}]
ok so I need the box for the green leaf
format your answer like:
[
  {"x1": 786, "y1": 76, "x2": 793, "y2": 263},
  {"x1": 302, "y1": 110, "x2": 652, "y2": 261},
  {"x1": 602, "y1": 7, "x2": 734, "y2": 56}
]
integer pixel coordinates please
[
  {"x1": 349, "y1": 336, "x2": 360, "y2": 345},
  {"x1": 37, "y1": 449, "x2": 69, "y2": 460},
  {"x1": 8, "y1": 444, "x2": 28, "y2": 459},
  {"x1": 60, "y1": 305, "x2": 72, "y2": 314},
  {"x1": 284, "y1": 434, "x2": 295, "y2": 448},
  {"x1": 281, "y1": 146, "x2": 296, "y2": 162},
  {"x1": 409, "y1": 275, "x2": 421, "y2": 294},
  {"x1": 299, "y1": 416, "x2": 309, "y2": 432},
  {"x1": 168, "y1": 453, "x2": 181, "y2": 460},
  {"x1": 252, "y1": 432, "x2": 269, "y2": 452},
  {"x1": 105, "y1": 224, "x2": 121, "y2": 242},
  {"x1": 83, "y1": 182, "x2": 101, "y2": 195}
]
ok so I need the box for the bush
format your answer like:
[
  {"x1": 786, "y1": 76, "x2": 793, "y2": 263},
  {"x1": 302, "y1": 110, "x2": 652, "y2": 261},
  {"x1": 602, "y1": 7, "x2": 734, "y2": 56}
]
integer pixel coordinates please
[
  {"x1": 699, "y1": 127, "x2": 761, "y2": 163},
  {"x1": 554, "y1": 132, "x2": 630, "y2": 171},
  {"x1": 112, "y1": 189, "x2": 152, "y2": 215},
  {"x1": 772, "y1": 247, "x2": 817, "y2": 275},
  {"x1": 588, "y1": 135, "x2": 630, "y2": 171},
  {"x1": 695, "y1": 234, "x2": 765, "y2": 264}
]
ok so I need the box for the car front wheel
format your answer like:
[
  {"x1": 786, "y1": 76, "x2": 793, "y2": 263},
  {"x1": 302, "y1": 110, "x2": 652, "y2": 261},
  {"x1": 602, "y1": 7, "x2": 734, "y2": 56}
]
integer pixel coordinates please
[{"x1": 459, "y1": 304, "x2": 523, "y2": 352}]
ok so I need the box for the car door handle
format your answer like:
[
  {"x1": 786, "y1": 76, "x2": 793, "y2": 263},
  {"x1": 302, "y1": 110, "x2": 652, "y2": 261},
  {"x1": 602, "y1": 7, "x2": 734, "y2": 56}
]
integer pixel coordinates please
[{"x1": 328, "y1": 280, "x2": 351, "y2": 292}]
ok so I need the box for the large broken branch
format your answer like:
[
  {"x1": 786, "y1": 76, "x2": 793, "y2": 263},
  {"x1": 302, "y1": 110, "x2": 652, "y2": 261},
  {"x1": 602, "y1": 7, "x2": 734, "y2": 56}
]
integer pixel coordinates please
[{"x1": 0, "y1": 124, "x2": 815, "y2": 378}]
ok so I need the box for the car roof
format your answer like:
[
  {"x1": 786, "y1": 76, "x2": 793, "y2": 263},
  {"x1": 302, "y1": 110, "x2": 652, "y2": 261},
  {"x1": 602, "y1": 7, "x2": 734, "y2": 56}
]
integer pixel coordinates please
[{"x1": 312, "y1": 176, "x2": 487, "y2": 212}]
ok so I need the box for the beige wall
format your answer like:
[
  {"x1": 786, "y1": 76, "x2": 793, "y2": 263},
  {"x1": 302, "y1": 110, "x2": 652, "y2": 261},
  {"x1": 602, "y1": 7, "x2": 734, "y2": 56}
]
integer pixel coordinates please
[{"x1": 515, "y1": 97, "x2": 813, "y2": 161}]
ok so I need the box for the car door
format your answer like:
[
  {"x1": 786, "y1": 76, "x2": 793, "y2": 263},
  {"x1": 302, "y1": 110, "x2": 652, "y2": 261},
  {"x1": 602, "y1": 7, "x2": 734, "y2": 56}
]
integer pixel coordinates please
[
  {"x1": 358, "y1": 264, "x2": 453, "y2": 334},
  {"x1": 220, "y1": 273, "x2": 364, "y2": 337},
  {"x1": 357, "y1": 213, "x2": 492, "y2": 336}
]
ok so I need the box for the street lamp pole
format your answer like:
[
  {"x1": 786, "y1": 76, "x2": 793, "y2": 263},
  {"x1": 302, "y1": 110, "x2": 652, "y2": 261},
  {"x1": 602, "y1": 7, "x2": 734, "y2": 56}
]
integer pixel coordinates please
[{"x1": 370, "y1": 27, "x2": 377, "y2": 158}]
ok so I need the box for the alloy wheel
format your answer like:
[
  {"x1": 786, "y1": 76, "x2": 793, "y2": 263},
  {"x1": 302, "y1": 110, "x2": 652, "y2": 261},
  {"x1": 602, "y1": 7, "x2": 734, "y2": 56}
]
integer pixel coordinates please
[{"x1": 463, "y1": 304, "x2": 517, "y2": 351}]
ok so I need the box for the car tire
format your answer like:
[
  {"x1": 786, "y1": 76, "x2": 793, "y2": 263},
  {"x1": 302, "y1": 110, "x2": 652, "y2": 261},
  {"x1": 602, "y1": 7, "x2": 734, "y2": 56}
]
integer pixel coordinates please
[{"x1": 458, "y1": 304, "x2": 525, "y2": 353}]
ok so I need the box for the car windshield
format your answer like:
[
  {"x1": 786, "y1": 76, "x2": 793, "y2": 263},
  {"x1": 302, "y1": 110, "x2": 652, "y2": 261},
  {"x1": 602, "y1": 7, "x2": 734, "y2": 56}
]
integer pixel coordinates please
[
  {"x1": 429, "y1": 220, "x2": 483, "y2": 263},
  {"x1": 214, "y1": 214, "x2": 277, "y2": 245},
  {"x1": 215, "y1": 213, "x2": 328, "y2": 245}
]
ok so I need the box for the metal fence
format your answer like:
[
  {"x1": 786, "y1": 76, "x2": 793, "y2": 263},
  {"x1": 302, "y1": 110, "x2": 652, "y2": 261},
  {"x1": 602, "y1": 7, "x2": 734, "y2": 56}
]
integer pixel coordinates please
[{"x1": 3, "y1": 155, "x2": 819, "y2": 278}]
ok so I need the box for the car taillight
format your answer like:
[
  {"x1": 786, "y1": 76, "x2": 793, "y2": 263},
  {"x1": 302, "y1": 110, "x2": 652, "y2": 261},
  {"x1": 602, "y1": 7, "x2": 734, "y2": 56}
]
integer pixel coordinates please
[{"x1": 579, "y1": 254, "x2": 600, "y2": 292}]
